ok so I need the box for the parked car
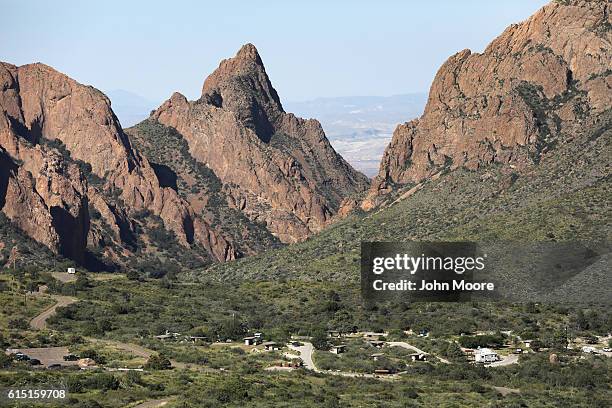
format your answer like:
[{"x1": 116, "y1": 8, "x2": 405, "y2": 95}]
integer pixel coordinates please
[
  {"x1": 602, "y1": 348, "x2": 611, "y2": 352},
  {"x1": 63, "y1": 354, "x2": 79, "y2": 361},
  {"x1": 29, "y1": 359, "x2": 42, "y2": 366},
  {"x1": 14, "y1": 353, "x2": 30, "y2": 361},
  {"x1": 47, "y1": 364, "x2": 62, "y2": 370}
]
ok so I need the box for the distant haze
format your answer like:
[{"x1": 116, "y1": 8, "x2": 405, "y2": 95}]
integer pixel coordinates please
[
  {"x1": 105, "y1": 90, "x2": 158, "y2": 128},
  {"x1": 286, "y1": 94, "x2": 427, "y2": 176},
  {"x1": 1, "y1": 1, "x2": 549, "y2": 102}
]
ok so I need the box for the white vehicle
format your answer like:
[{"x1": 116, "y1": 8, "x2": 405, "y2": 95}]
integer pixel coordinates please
[
  {"x1": 602, "y1": 348, "x2": 611, "y2": 352},
  {"x1": 474, "y1": 348, "x2": 499, "y2": 363}
]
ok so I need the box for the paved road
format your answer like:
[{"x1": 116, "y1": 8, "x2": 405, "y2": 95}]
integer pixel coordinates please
[
  {"x1": 30, "y1": 295, "x2": 77, "y2": 330},
  {"x1": 387, "y1": 341, "x2": 451, "y2": 364},
  {"x1": 287, "y1": 342, "x2": 398, "y2": 379},
  {"x1": 288, "y1": 342, "x2": 317, "y2": 371},
  {"x1": 488, "y1": 353, "x2": 519, "y2": 367}
]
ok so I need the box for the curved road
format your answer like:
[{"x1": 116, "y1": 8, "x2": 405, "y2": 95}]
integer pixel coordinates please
[
  {"x1": 488, "y1": 353, "x2": 519, "y2": 367},
  {"x1": 288, "y1": 342, "x2": 398, "y2": 379},
  {"x1": 29, "y1": 294, "x2": 189, "y2": 370},
  {"x1": 87, "y1": 338, "x2": 189, "y2": 370},
  {"x1": 288, "y1": 342, "x2": 317, "y2": 371},
  {"x1": 30, "y1": 295, "x2": 77, "y2": 330}
]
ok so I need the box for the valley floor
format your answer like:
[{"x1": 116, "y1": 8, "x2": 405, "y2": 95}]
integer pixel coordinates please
[{"x1": 0, "y1": 273, "x2": 610, "y2": 407}]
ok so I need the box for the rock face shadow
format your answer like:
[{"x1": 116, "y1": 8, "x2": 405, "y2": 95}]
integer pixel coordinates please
[
  {"x1": 151, "y1": 162, "x2": 178, "y2": 191},
  {"x1": 50, "y1": 205, "x2": 89, "y2": 265}
]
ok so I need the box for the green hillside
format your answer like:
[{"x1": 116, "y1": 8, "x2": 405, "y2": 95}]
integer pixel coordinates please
[{"x1": 205, "y1": 110, "x2": 611, "y2": 282}]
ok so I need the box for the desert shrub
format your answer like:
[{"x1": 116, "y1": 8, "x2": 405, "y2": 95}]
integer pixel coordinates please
[{"x1": 145, "y1": 353, "x2": 172, "y2": 370}]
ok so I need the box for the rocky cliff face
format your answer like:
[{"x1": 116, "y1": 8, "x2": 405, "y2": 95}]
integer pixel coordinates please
[
  {"x1": 148, "y1": 44, "x2": 369, "y2": 243},
  {"x1": 0, "y1": 62, "x2": 236, "y2": 267},
  {"x1": 0, "y1": 145, "x2": 88, "y2": 264},
  {"x1": 369, "y1": 0, "x2": 610, "y2": 203},
  {"x1": 0, "y1": 44, "x2": 367, "y2": 269}
]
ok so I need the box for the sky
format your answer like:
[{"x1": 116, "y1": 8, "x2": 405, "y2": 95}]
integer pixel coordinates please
[{"x1": 1, "y1": 0, "x2": 549, "y2": 103}]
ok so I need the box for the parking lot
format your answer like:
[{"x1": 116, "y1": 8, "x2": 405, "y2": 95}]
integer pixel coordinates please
[{"x1": 6, "y1": 347, "x2": 78, "y2": 367}]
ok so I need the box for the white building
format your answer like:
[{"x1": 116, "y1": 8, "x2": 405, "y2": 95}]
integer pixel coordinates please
[
  {"x1": 330, "y1": 345, "x2": 346, "y2": 354},
  {"x1": 474, "y1": 348, "x2": 499, "y2": 363}
]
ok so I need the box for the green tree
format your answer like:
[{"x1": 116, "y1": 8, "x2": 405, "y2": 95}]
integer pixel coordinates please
[
  {"x1": 311, "y1": 327, "x2": 329, "y2": 350},
  {"x1": 86, "y1": 373, "x2": 119, "y2": 391},
  {"x1": 74, "y1": 274, "x2": 91, "y2": 291},
  {"x1": 126, "y1": 269, "x2": 141, "y2": 281},
  {"x1": 125, "y1": 370, "x2": 143, "y2": 386},
  {"x1": 96, "y1": 319, "x2": 113, "y2": 334},
  {"x1": 66, "y1": 375, "x2": 83, "y2": 393},
  {"x1": 145, "y1": 353, "x2": 172, "y2": 370},
  {"x1": 444, "y1": 342, "x2": 466, "y2": 362},
  {"x1": 80, "y1": 349, "x2": 106, "y2": 364},
  {"x1": 8, "y1": 318, "x2": 28, "y2": 330}
]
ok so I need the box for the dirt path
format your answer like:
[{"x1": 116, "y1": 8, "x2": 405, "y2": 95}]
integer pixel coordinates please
[
  {"x1": 387, "y1": 341, "x2": 451, "y2": 364},
  {"x1": 29, "y1": 295, "x2": 77, "y2": 330},
  {"x1": 50, "y1": 272, "x2": 77, "y2": 283},
  {"x1": 132, "y1": 398, "x2": 173, "y2": 408},
  {"x1": 492, "y1": 386, "x2": 520, "y2": 396},
  {"x1": 87, "y1": 338, "x2": 191, "y2": 369},
  {"x1": 89, "y1": 338, "x2": 154, "y2": 359}
]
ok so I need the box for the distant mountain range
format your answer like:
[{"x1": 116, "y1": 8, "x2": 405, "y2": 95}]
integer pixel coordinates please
[
  {"x1": 105, "y1": 89, "x2": 158, "y2": 128},
  {"x1": 286, "y1": 94, "x2": 427, "y2": 176}
]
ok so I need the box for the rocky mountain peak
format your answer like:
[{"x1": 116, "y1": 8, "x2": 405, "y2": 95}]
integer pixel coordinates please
[
  {"x1": 235, "y1": 43, "x2": 265, "y2": 65},
  {"x1": 200, "y1": 43, "x2": 283, "y2": 141},
  {"x1": 150, "y1": 44, "x2": 369, "y2": 244}
]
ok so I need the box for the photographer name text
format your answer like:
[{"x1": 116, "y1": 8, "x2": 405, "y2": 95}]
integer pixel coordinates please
[{"x1": 372, "y1": 279, "x2": 495, "y2": 292}]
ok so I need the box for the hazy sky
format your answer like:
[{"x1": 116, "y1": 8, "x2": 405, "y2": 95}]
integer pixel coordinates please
[{"x1": 1, "y1": 0, "x2": 549, "y2": 102}]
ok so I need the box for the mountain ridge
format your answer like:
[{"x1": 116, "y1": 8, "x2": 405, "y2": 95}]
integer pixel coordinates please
[
  {"x1": 0, "y1": 45, "x2": 367, "y2": 270},
  {"x1": 147, "y1": 44, "x2": 369, "y2": 244},
  {"x1": 361, "y1": 0, "x2": 610, "y2": 210}
]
